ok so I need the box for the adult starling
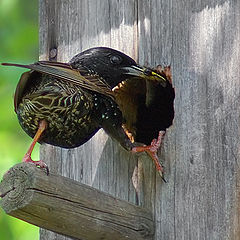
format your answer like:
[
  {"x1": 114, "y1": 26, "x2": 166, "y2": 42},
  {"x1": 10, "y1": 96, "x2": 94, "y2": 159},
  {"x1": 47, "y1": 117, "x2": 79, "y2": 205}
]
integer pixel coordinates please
[{"x1": 2, "y1": 47, "x2": 174, "y2": 179}]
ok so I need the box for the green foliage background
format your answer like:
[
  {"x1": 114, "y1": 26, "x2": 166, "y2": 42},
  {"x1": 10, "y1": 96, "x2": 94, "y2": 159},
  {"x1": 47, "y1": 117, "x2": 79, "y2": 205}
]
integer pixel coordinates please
[{"x1": 0, "y1": 0, "x2": 39, "y2": 239}]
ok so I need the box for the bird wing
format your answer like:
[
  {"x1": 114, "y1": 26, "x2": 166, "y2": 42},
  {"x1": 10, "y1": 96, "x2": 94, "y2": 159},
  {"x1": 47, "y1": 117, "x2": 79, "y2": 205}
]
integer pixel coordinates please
[{"x1": 2, "y1": 61, "x2": 115, "y2": 99}]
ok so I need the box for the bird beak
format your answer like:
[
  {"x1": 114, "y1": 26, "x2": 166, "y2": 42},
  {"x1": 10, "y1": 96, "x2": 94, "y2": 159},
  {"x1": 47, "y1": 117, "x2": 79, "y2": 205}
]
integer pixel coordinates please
[{"x1": 121, "y1": 65, "x2": 167, "y2": 87}]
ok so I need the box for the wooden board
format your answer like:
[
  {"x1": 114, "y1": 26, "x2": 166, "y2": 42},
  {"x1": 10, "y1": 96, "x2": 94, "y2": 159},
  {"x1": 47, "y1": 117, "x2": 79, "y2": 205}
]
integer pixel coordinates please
[
  {"x1": 39, "y1": 1, "x2": 155, "y2": 239},
  {"x1": 138, "y1": 0, "x2": 240, "y2": 239},
  {"x1": 39, "y1": 0, "x2": 240, "y2": 239}
]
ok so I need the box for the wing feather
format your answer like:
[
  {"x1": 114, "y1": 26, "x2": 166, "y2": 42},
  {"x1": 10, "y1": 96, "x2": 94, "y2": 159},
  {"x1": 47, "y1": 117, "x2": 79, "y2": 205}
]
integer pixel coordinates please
[{"x1": 2, "y1": 61, "x2": 114, "y2": 99}]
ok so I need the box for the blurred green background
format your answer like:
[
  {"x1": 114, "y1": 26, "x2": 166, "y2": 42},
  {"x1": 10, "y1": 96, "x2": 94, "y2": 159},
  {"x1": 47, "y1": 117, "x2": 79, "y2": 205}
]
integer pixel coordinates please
[{"x1": 0, "y1": 0, "x2": 39, "y2": 239}]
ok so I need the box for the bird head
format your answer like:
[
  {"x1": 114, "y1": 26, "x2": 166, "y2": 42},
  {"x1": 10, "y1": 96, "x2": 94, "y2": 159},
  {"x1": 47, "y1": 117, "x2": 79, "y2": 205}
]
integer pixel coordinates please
[{"x1": 69, "y1": 47, "x2": 167, "y2": 88}]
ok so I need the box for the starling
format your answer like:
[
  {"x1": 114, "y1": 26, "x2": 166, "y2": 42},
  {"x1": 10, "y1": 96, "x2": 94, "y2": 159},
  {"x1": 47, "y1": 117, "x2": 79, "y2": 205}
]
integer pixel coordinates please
[{"x1": 2, "y1": 47, "x2": 174, "y2": 179}]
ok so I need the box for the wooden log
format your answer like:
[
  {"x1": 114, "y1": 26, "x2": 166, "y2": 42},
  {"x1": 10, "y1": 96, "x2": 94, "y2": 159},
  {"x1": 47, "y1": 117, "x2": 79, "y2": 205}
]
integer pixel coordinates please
[{"x1": 0, "y1": 163, "x2": 154, "y2": 240}]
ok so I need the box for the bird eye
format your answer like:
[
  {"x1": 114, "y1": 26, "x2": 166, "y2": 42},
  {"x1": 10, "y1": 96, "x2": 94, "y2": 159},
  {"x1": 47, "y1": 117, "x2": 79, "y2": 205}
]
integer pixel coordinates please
[{"x1": 110, "y1": 55, "x2": 122, "y2": 65}]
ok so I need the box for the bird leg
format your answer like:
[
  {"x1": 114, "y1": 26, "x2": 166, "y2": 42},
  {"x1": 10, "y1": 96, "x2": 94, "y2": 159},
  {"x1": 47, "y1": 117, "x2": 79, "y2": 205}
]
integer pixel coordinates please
[
  {"x1": 22, "y1": 119, "x2": 49, "y2": 175},
  {"x1": 132, "y1": 131, "x2": 166, "y2": 181}
]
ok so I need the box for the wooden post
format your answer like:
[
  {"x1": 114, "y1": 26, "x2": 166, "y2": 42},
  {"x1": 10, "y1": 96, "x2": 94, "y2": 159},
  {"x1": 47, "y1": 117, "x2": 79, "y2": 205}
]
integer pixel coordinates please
[
  {"x1": 39, "y1": 1, "x2": 150, "y2": 239},
  {"x1": 1, "y1": 1, "x2": 238, "y2": 240},
  {"x1": 138, "y1": 1, "x2": 240, "y2": 239},
  {"x1": 0, "y1": 163, "x2": 154, "y2": 240}
]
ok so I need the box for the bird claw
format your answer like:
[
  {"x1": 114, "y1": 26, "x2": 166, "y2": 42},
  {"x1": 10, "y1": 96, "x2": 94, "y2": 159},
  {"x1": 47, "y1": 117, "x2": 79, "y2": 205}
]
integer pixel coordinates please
[
  {"x1": 132, "y1": 131, "x2": 166, "y2": 181},
  {"x1": 22, "y1": 154, "x2": 49, "y2": 175},
  {"x1": 149, "y1": 130, "x2": 166, "y2": 151}
]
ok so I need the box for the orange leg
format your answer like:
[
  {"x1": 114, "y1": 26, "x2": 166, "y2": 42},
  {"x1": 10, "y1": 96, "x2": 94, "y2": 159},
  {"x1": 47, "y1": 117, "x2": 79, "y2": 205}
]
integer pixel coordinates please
[
  {"x1": 22, "y1": 120, "x2": 49, "y2": 175},
  {"x1": 132, "y1": 131, "x2": 166, "y2": 181}
]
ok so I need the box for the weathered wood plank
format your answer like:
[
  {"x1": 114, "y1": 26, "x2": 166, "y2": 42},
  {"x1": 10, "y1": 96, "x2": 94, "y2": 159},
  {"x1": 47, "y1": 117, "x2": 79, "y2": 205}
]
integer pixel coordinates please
[
  {"x1": 0, "y1": 163, "x2": 154, "y2": 240},
  {"x1": 39, "y1": 0, "x2": 141, "y2": 195},
  {"x1": 39, "y1": 1, "x2": 158, "y2": 238},
  {"x1": 37, "y1": 0, "x2": 240, "y2": 239},
  {"x1": 39, "y1": 2, "x2": 147, "y2": 238},
  {"x1": 139, "y1": 0, "x2": 240, "y2": 239}
]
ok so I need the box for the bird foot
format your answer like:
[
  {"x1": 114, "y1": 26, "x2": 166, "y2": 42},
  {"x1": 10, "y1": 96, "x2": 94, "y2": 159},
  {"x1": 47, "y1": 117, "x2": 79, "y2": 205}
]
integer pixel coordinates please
[
  {"x1": 132, "y1": 131, "x2": 166, "y2": 181},
  {"x1": 22, "y1": 154, "x2": 49, "y2": 175}
]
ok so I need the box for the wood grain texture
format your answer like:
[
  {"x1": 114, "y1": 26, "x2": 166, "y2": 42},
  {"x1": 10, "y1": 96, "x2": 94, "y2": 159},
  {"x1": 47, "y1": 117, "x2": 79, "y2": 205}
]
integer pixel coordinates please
[
  {"x1": 0, "y1": 163, "x2": 154, "y2": 240},
  {"x1": 39, "y1": 1, "x2": 153, "y2": 239},
  {"x1": 138, "y1": 0, "x2": 240, "y2": 239},
  {"x1": 38, "y1": 0, "x2": 240, "y2": 239}
]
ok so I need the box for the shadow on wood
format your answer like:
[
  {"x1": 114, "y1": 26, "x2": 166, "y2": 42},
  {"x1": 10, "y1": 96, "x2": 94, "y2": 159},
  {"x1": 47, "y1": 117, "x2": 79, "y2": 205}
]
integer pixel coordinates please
[{"x1": 0, "y1": 163, "x2": 154, "y2": 240}]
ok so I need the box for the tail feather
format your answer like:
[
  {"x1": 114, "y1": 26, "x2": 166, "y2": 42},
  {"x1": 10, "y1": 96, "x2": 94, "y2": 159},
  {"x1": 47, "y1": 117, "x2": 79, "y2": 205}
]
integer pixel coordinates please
[{"x1": 2, "y1": 62, "x2": 114, "y2": 99}]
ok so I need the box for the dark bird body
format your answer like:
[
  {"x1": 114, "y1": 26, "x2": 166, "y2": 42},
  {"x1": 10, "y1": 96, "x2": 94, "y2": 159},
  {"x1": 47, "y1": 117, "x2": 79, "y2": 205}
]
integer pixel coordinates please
[
  {"x1": 3, "y1": 47, "x2": 175, "y2": 177},
  {"x1": 135, "y1": 80, "x2": 174, "y2": 144}
]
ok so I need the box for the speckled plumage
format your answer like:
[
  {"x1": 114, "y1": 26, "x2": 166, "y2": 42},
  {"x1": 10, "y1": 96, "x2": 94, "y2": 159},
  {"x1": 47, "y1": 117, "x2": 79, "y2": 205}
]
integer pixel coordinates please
[{"x1": 17, "y1": 73, "x2": 102, "y2": 148}]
